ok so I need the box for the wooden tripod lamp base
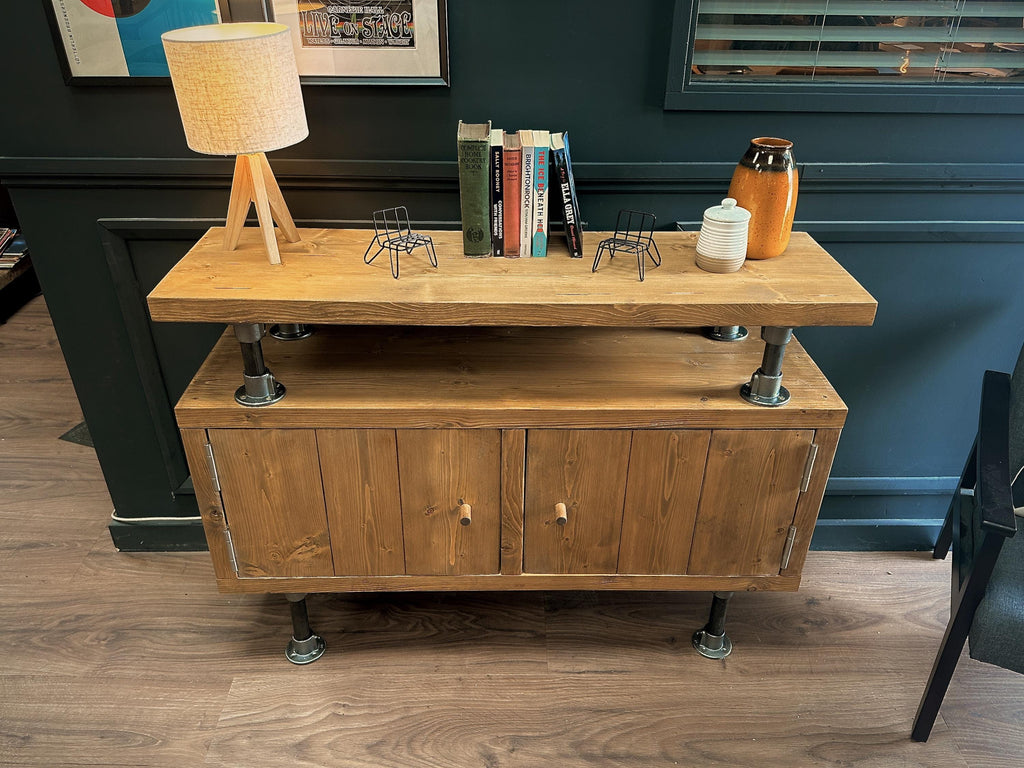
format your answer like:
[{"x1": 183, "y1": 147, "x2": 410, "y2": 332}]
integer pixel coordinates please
[{"x1": 223, "y1": 152, "x2": 300, "y2": 265}]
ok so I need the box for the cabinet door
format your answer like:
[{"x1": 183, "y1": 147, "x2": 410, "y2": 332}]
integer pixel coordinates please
[
  {"x1": 397, "y1": 429, "x2": 501, "y2": 575},
  {"x1": 523, "y1": 430, "x2": 631, "y2": 574},
  {"x1": 318, "y1": 429, "x2": 405, "y2": 576},
  {"x1": 208, "y1": 429, "x2": 334, "y2": 578},
  {"x1": 618, "y1": 430, "x2": 712, "y2": 574},
  {"x1": 687, "y1": 430, "x2": 814, "y2": 576}
]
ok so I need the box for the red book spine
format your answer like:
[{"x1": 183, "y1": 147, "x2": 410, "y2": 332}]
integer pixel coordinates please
[{"x1": 503, "y1": 146, "x2": 522, "y2": 258}]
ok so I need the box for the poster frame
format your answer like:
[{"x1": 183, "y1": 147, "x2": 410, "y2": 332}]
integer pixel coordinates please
[{"x1": 42, "y1": 0, "x2": 449, "y2": 87}]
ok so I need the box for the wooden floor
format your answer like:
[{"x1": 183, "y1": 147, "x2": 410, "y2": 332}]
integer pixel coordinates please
[{"x1": 2, "y1": 296, "x2": 1023, "y2": 768}]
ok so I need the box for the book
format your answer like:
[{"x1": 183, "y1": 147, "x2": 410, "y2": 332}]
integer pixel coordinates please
[
  {"x1": 518, "y1": 130, "x2": 535, "y2": 256},
  {"x1": 489, "y1": 129, "x2": 504, "y2": 258},
  {"x1": 550, "y1": 132, "x2": 584, "y2": 258},
  {"x1": 531, "y1": 130, "x2": 550, "y2": 257},
  {"x1": 0, "y1": 234, "x2": 27, "y2": 269},
  {"x1": 457, "y1": 120, "x2": 493, "y2": 256},
  {"x1": 0, "y1": 228, "x2": 16, "y2": 253},
  {"x1": 502, "y1": 133, "x2": 522, "y2": 258}
]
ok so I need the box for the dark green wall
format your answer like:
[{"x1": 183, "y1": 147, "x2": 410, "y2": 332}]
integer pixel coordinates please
[{"x1": 2, "y1": 1, "x2": 1023, "y2": 550}]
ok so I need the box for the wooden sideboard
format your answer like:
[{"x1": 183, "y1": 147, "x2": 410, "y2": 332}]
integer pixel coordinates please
[{"x1": 149, "y1": 227, "x2": 876, "y2": 662}]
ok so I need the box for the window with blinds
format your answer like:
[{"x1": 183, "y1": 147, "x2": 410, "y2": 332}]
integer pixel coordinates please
[{"x1": 691, "y1": 1, "x2": 1024, "y2": 85}]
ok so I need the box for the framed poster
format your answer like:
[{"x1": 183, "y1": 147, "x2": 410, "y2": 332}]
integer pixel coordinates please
[
  {"x1": 43, "y1": 0, "x2": 222, "y2": 83},
  {"x1": 266, "y1": 1, "x2": 449, "y2": 86},
  {"x1": 44, "y1": 0, "x2": 449, "y2": 86}
]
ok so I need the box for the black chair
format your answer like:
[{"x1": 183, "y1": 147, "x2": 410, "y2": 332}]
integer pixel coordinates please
[
  {"x1": 912, "y1": 364, "x2": 1023, "y2": 741},
  {"x1": 363, "y1": 206, "x2": 438, "y2": 279},
  {"x1": 592, "y1": 209, "x2": 661, "y2": 282}
]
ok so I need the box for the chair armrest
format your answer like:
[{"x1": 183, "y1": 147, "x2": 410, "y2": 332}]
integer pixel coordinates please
[{"x1": 977, "y1": 370, "x2": 1017, "y2": 537}]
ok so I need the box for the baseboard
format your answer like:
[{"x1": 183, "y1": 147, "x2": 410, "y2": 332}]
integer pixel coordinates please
[
  {"x1": 811, "y1": 519, "x2": 943, "y2": 552},
  {"x1": 108, "y1": 519, "x2": 208, "y2": 552}
]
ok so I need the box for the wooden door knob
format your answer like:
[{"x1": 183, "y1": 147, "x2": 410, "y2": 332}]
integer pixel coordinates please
[
  {"x1": 555, "y1": 502, "x2": 568, "y2": 526},
  {"x1": 459, "y1": 503, "x2": 472, "y2": 526}
]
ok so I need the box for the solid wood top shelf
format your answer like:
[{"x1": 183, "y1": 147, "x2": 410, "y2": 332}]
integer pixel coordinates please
[{"x1": 148, "y1": 228, "x2": 877, "y2": 328}]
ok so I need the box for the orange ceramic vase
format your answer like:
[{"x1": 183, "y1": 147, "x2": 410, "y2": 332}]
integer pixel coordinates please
[{"x1": 727, "y1": 137, "x2": 798, "y2": 260}]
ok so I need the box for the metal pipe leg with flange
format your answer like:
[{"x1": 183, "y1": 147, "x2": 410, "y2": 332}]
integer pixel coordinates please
[
  {"x1": 285, "y1": 593, "x2": 326, "y2": 665},
  {"x1": 269, "y1": 323, "x2": 313, "y2": 340},
  {"x1": 233, "y1": 323, "x2": 286, "y2": 407},
  {"x1": 693, "y1": 591, "x2": 734, "y2": 659},
  {"x1": 705, "y1": 325, "x2": 748, "y2": 342},
  {"x1": 740, "y1": 326, "x2": 794, "y2": 407}
]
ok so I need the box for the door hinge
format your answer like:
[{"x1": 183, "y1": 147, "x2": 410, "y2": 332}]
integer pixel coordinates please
[
  {"x1": 223, "y1": 527, "x2": 239, "y2": 575},
  {"x1": 800, "y1": 443, "x2": 819, "y2": 493},
  {"x1": 781, "y1": 525, "x2": 798, "y2": 570},
  {"x1": 203, "y1": 442, "x2": 221, "y2": 493}
]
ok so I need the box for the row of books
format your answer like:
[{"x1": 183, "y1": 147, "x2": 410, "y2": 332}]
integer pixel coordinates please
[
  {"x1": 457, "y1": 121, "x2": 583, "y2": 259},
  {"x1": 0, "y1": 228, "x2": 27, "y2": 270}
]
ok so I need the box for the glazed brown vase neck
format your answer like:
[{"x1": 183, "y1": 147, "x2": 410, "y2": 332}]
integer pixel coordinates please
[{"x1": 739, "y1": 139, "x2": 795, "y2": 173}]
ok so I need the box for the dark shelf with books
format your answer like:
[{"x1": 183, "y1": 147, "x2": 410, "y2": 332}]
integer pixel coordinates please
[{"x1": 458, "y1": 122, "x2": 583, "y2": 259}]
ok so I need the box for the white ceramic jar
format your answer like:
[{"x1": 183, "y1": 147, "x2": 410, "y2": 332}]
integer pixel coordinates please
[{"x1": 696, "y1": 198, "x2": 750, "y2": 274}]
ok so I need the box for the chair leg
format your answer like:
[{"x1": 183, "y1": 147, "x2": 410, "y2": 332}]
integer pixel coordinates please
[
  {"x1": 912, "y1": 532, "x2": 1005, "y2": 741},
  {"x1": 936, "y1": 438, "x2": 977, "y2": 560},
  {"x1": 388, "y1": 247, "x2": 400, "y2": 279},
  {"x1": 933, "y1": 497, "x2": 955, "y2": 560},
  {"x1": 364, "y1": 240, "x2": 384, "y2": 265}
]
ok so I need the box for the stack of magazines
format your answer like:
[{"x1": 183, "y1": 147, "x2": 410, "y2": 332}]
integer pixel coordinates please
[{"x1": 0, "y1": 228, "x2": 28, "y2": 270}]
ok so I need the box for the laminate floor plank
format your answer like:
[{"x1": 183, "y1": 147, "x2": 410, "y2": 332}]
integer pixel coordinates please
[
  {"x1": 298, "y1": 592, "x2": 549, "y2": 674},
  {"x1": 203, "y1": 671, "x2": 966, "y2": 768},
  {"x1": 0, "y1": 675, "x2": 231, "y2": 767},
  {"x1": 2, "y1": 296, "x2": 1022, "y2": 768}
]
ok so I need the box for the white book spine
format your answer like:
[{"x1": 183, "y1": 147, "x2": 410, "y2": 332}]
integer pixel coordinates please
[{"x1": 520, "y1": 134, "x2": 535, "y2": 253}]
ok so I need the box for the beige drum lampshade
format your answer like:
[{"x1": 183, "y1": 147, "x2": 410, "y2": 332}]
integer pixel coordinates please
[{"x1": 162, "y1": 23, "x2": 308, "y2": 156}]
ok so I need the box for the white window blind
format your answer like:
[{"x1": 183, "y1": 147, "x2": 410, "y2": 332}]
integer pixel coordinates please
[{"x1": 691, "y1": 0, "x2": 1024, "y2": 84}]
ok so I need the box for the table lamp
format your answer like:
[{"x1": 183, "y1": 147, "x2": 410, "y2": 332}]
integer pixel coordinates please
[{"x1": 162, "y1": 23, "x2": 308, "y2": 265}]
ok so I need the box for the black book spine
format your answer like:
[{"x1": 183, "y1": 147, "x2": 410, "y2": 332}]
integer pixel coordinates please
[
  {"x1": 552, "y1": 142, "x2": 583, "y2": 257},
  {"x1": 490, "y1": 141, "x2": 504, "y2": 257}
]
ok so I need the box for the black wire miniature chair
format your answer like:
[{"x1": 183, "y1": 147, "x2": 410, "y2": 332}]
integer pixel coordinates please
[
  {"x1": 363, "y1": 206, "x2": 438, "y2": 279},
  {"x1": 591, "y1": 209, "x2": 662, "y2": 282}
]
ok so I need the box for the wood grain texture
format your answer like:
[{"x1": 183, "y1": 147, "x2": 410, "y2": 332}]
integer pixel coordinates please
[
  {"x1": 147, "y1": 228, "x2": 877, "y2": 326},
  {"x1": 258, "y1": 152, "x2": 299, "y2": 243},
  {"x1": 523, "y1": 430, "x2": 632, "y2": 574},
  {"x1": 180, "y1": 428, "x2": 235, "y2": 581},
  {"x1": 245, "y1": 152, "x2": 282, "y2": 265},
  {"x1": 396, "y1": 429, "x2": 502, "y2": 575},
  {"x1": 208, "y1": 429, "x2": 334, "y2": 577},
  {"x1": 618, "y1": 430, "x2": 712, "y2": 574},
  {"x1": 223, "y1": 154, "x2": 250, "y2": 251},
  {"x1": 317, "y1": 429, "x2": 405, "y2": 576},
  {"x1": 500, "y1": 429, "x2": 526, "y2": 575},
  {"x1": 782, "y1": 427, "x2": 842, "y2": 579},
  {"x1": 175, "y1": 327, "x2": 847, "y2": 431},
  {"x1": 213, "y1": 572, "x2": 801, "y2": 594},
  {"x1": 8, "y1": 298, "x2": 1024, "y2": 768},
  {"x1": 688, "y1": 429, "x2": 814, "y2": 576}
]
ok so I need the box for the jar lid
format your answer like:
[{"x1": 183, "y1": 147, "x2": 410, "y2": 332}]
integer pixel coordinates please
[{"x1": 703, "y1": 198, "x2": 751, "y2": 224}]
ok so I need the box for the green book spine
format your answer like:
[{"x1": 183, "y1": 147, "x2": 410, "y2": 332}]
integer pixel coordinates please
[{"x1": 457, "y1": 121, "x2": 492, "y2": 256}]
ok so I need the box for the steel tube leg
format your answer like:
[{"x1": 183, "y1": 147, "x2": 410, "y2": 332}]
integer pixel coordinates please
[
  {"x1": 693, "y1": 591, "x2": 734, "y2": 659},
  {"x1": 740, "y1": 326, "x2": 794, "y2": 406},
  {"x1": 285, "y1": 593, "x2": 326, "y2": 665},
  {"x1": 233, "y1": 323, "x2": 286, "y2": 407},
  {"x1": 705, "y1": 325, "x2": 748, "y2": 342},
  {"x1": 269, "y1": 323, "x2": 313, "y2": 340}
]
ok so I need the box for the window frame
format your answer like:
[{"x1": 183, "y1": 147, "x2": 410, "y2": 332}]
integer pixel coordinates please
[{"x1": 664, "y1": 0, "x2": 1024, "y2": 113}]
